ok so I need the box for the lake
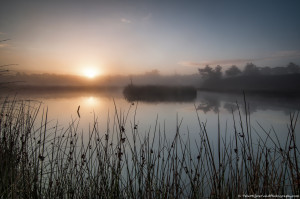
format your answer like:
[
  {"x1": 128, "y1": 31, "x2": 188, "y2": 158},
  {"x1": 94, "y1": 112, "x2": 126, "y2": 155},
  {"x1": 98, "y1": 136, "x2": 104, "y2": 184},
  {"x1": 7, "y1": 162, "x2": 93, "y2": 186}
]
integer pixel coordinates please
[
  {"x1": 2, "y1": 88, "x2": 299, "y2": 148},
  {"x1": 1, "y1": 88, "x2": 300, "y2": 196}
]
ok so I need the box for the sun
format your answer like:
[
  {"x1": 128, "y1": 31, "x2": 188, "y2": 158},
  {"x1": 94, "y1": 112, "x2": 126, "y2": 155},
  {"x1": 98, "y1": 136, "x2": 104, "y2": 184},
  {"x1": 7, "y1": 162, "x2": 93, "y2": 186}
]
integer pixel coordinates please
[{"x1": 84, "y1": 67, "x2": 99, "y2": 79}]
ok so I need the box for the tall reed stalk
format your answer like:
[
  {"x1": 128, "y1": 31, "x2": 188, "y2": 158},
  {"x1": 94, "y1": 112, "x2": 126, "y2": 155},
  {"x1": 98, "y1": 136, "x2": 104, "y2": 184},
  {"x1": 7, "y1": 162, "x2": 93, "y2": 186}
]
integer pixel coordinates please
[{"x1": 0, "y1": 96, "x2": 299, "y2": 198}]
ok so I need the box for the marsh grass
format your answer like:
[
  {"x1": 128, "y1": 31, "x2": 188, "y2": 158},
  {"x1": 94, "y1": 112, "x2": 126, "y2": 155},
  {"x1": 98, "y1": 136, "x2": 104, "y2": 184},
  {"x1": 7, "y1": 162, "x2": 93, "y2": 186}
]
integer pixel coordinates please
[{"x1": 0, "y1": 96, "x2": 299, "y2": 198}]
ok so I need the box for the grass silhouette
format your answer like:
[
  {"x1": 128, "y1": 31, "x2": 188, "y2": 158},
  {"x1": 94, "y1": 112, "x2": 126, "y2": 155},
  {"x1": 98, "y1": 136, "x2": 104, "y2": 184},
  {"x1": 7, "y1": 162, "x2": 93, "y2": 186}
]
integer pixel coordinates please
[{"x1": 0, "y1": 96, "x2": 299, "y2": 198}]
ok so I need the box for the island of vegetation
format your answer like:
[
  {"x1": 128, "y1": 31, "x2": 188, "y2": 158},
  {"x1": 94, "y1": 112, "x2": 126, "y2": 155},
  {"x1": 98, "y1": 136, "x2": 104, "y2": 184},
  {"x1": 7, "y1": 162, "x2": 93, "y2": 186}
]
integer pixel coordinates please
[
  {"x1": 198, "y1": 62, "x2": 300, "y2": 96},
  {"x1": 123, "y1": 84, "x2": 197, "y2": 102}
]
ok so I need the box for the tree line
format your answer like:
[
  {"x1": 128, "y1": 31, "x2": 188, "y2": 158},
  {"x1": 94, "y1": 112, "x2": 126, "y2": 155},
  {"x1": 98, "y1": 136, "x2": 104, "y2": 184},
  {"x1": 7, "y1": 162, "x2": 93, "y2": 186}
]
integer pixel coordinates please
[{"x1": 198, "y1": 62, "x2": 300, "y2": 80}]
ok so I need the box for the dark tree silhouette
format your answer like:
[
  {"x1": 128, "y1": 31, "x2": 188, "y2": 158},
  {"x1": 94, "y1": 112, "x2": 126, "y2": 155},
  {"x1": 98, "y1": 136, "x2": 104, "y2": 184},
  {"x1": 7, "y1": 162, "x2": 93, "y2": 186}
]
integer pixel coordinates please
[
  {"x1": 198, "y1": 65, "x2": 222, "y2": 80},
  {"x1": 214, "y1": 65, "x2": 222, "y2": 79},
  {"x1": 243, "y1": 63, "x2": 260, "y2": 76},
  {"x1": 272, "y1": 66, "x2": 288, "y2": 75},
  {"x1": 198, "y1": 65, "x2": 213, "y2": 80},
  {"x1": 287, "y1": 62, "x2": 300, "y2": 74},
  {"x1": 260, "y1": 66, "x2": 272, "y2": 75},
  {"x1": 225, "y1": 65, "x2": 242, "y2": 77}
]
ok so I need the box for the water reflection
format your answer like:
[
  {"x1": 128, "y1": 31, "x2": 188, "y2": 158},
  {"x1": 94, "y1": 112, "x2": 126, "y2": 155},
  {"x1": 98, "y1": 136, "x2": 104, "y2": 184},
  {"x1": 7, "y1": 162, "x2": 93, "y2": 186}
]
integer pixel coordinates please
[
  {"x1": 2, "y1": 87, "x2": 299, "y2": 116},
  {"x1": 196, "y1": 94, "x2": 221, "y2": 113},
  {"x1": 196, "y1": 91, "x2": 300, "y2": 115},
  {"x1": 1, "y1": 88, "x2": 299, "y2": 148},
  {"x1": 123, "y1": 85, "x2": 197, "y2": 102},
  {"x1": 84, "y1": 96, "x2": 98, "y2": 106}
]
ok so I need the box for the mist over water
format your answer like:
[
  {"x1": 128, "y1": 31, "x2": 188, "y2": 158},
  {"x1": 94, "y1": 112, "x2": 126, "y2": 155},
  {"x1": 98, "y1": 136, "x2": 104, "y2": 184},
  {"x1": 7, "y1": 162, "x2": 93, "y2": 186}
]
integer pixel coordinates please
[{"x1": 2, "y1": 89, "x2": 299, "y2": 148}]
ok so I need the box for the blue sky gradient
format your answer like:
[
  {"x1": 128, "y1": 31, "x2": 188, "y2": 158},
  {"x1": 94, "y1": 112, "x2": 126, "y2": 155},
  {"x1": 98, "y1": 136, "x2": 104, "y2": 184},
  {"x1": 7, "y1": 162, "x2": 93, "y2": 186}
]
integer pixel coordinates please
[{"x1": 1, "y1": 0, "x2": 300, "y2": 75}]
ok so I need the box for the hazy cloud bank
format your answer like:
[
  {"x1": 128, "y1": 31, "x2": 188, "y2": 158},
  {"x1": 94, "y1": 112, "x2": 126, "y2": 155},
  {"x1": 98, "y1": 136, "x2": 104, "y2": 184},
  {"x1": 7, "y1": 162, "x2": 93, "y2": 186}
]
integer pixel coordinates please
[{"x1": 179, "y1": 51, "x2": 300, "y2": 68}]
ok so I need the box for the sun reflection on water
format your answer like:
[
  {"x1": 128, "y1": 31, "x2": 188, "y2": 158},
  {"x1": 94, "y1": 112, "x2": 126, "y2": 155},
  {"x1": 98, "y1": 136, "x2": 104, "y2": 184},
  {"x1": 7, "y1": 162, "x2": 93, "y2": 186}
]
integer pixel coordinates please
[
  {"x1": 85, "y1": 96, "x2": 97, "y2": 106},
  {"x1": 81, "y1": 96, "x2": 103, "y2": 107},
  {"x1": 80, "y1": 96, "x2": 102, "y2": 115}
]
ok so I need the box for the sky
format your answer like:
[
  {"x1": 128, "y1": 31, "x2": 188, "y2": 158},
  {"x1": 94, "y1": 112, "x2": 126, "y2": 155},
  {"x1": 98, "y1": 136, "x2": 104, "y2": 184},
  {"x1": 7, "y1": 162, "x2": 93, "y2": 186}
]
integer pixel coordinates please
[{"x1": 0, "y1": 0, "x2": 300, "y2": 76}]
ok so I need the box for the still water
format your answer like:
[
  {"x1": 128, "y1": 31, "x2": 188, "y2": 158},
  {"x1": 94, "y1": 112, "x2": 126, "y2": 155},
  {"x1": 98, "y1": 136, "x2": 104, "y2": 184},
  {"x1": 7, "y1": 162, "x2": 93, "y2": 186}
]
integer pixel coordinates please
[{"x1": 4, "y1": 88, "x2": 300, "y2": 147}]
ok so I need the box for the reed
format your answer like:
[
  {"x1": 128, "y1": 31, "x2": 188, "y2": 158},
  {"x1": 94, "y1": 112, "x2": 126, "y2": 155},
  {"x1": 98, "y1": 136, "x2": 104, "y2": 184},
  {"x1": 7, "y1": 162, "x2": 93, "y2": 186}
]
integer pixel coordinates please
[{"x1": 0, "y1": 96, "x2": 299, "y2": 198}]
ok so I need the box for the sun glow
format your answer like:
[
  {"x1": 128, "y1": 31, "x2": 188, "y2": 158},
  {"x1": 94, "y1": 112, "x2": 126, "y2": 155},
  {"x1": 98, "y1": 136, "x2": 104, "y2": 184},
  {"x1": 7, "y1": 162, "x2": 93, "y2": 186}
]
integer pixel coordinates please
[{"x1": 83, "y1": 67, "x2": 100, "y2": 79}]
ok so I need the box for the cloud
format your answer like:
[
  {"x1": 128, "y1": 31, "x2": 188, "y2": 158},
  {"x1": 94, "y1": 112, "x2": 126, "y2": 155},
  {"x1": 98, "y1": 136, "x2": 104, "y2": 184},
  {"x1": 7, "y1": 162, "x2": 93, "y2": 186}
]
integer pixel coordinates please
[
  {"x1": 178, "y1": 58, "x2": 252, "y2": 67},
  {"x1": 178, "y1": 51, "x2": 300, "y2": 68},
  {"x1": 121, "y1": 18, "x2": 132, "y2": 24},
  {"x1": 0, "y1": 32, "x2": 5, "y2": 35},
  {"x1": 0, "y1": 43, "x2": 9, "y2": 48},
  {"x1": 270, "y1": 50, "x2": 300, "y2": 59}
]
